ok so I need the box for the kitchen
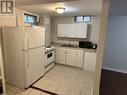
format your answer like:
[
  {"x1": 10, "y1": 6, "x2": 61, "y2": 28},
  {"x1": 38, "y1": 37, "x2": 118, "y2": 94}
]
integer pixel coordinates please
[{"x1": 0, "y1": 0, "x2": 104, "y2": 95}]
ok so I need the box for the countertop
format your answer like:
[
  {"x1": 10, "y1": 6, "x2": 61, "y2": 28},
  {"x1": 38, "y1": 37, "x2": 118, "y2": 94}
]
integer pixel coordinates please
[{"x1": 52, "y1": 43, "x2": 96, "y2": 52}]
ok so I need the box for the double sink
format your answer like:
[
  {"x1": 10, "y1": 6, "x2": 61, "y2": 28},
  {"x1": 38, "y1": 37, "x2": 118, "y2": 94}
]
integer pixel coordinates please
[{"x1": 61, "y1": 44, "x2": 79, "y2": 48}]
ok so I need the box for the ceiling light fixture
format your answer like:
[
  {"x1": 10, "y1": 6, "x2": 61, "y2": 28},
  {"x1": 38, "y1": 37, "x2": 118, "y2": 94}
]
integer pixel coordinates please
[{"x1": 55, "y1": 7, "x2": 65, "y2": 14}]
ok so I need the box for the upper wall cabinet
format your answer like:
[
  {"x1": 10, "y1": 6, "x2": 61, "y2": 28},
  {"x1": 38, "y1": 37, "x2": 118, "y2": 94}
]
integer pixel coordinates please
[
  {"x1": 58, "y1": 23, "x2": 88, "y2": 38},
  {"x1": 0, "y1": 15, "x2": 16, "y2": 27},
  {"x1": 0, "y1": 8, "x2": 24, "y2": 27}
]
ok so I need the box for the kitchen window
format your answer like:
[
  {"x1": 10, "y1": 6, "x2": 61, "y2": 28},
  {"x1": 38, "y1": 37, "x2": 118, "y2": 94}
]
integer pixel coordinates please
[
  {"x1": 24, "y1": 14, "x2": 37, "y2": 24},
  {"x1": 74, "y1": 16, "x2": 91, "y2": 22}
]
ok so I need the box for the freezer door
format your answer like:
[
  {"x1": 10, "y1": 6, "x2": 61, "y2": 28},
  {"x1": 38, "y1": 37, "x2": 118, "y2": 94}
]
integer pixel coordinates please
[
  {"x1": 25, "y1": 26, "x2": 45, "y2": 50},
  {"x1": 24, "y1": 47, "x2": 45, "y2": 88}
]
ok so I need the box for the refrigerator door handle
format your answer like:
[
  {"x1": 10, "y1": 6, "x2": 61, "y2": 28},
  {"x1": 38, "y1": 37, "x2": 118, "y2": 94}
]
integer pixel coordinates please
[
  {"x1": 27, "y1": 52, "x2": 29, "y2": 67},
  {"x1": 25, "y1": 32, "x2": 29, "y2": 50},
  {"x1": 23, "y1": 50, "x2": 29, "y2": 67},
  {"x1": 23, "y1": 31, "x2": 29, "y2": 51}
]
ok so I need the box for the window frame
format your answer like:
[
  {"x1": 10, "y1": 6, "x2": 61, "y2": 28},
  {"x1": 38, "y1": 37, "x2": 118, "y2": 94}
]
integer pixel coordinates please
[
  {"x1": 74, "y1": 16, "x2": 91, "y2": 22},
  {"x1": 24, "y1": 13, "x2": 37, "y2": 24}
]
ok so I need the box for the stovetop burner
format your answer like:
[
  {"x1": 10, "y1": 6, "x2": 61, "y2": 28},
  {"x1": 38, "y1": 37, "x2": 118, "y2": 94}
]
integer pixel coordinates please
[{"x1": 44, "y1": 46, "x2": 55, "y2": 53}]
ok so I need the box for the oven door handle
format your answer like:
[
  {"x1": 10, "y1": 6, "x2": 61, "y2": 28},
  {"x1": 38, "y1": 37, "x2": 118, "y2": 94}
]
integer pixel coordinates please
[{"x1": 45, "y1": 49, "x2": 55, "y2": 54}]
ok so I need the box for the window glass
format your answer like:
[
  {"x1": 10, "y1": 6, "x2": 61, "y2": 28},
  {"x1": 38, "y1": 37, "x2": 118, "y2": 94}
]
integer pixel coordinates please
[
  {"x1": 84, "y1": 16, "x2": 91, "y2": 22},
  {"x1": 24, "y1": 15, "x2": 27, "y2": 23},
  {"x1": 24, "y1": 14, "x2": 36, "y2": 24},
  {"x1": 74, "y1": 16, "x2": 91, "y2": 22},
  {"x1": 76, "y1": 16, "x2": 84, "y2": 22}
]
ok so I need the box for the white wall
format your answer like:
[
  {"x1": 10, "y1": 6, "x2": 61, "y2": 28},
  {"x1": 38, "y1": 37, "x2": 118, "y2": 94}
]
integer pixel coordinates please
[
  {"x1": 51, "y1": 16, "x2": 100, "y2": 45},
  {"x1": 103, "y1": 16, "x2": 127, "y2": 72},
  {"x1": 91, "y1": 16, "x2": 100, "y2": 43}
]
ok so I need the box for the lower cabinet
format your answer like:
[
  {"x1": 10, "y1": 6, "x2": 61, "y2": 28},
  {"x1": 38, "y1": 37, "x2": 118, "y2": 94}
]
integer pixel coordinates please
[
  {"x1": 65, "y1": 49, "x2": 76, "y2": 66},
  {"x1": 55, "y1": 47, "x2": 96, "y2": 71},
  {"x1": 55, "y1": 48, "x2": 66, "y2": 65},
  {"x1": 55, "y1": 47, "x2": 84, "y2": 68},
  {"x1": 75, "y1": 50, "x2": 84, "y2": 67},
  {"x1": 83, "y1": 51, "x2": 96, "y2": 72}
]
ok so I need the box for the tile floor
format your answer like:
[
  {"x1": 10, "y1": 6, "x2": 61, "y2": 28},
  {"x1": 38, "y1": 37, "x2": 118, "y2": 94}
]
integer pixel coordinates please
[
  {"x1": 6, "y1": 64, "x2": 94, "y2": 95},
  {"x1": 6, "y1": 84, "x2": 49, "y2": 95}
]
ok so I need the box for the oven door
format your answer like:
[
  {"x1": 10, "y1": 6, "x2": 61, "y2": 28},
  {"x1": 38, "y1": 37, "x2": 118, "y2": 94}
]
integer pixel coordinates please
[{"x1": 45, "y1": 50, "x2": 55, "y2": 66}]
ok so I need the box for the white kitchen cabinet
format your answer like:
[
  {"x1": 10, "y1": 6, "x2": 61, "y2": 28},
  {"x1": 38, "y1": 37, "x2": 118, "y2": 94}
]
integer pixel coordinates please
[
  {"x1": 58, "y1": 23, "x2": 88, "y2": 38},
  {"x1": 0, "y1": 15, "x2": 16, "y2": 27},
  {"x1": 58, "y1": 24, "x2": 76, "y2": 38},
  {"x1": 66, "y1": 49, "x2": 76, "y2": 66},
  {"x1": 75, "y1": 50, "x2": 84, "y2": 67},
  {"x1": 58, "y1": 24, "x2": 67, "y2": 37},
  {"x1": 76, "y1": 24, "x2": 87, "y2": 38},
  {"x1": 84, "y1": 51, "x2": 96, "y2": 72},
  {"x1": 55, "y1": 48, "x2": 66, "y2": 65},
  {"x1": 67, "y1": 24, "x2": 76, "y2": 38},
  {"x1": 1, "y1": 8, "x2": 25, "y2": 27},
  {"x1": 55, "y1": 47, "x2": 84, "y2": 68}
]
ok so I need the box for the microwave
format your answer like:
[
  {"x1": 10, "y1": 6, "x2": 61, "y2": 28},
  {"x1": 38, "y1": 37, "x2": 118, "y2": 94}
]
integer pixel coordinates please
[
  {"x1": 79, "y1": 41, "x2": 92, "y2": 49},
  {"x1": 79, "y1": 41, "x2": 97, "y2": 49}
]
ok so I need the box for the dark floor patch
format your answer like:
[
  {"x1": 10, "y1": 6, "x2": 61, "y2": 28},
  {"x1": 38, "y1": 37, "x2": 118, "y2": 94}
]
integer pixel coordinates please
[
  {"x1": 31, "y1": 86, "x2": 59, "y2": 95},
  {"x1": 100, "y1": 69, "x2": 127, "y2": 95}
]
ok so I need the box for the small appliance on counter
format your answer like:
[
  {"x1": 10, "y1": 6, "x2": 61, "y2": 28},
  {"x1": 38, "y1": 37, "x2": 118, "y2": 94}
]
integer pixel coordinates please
[
  {"x1": 79, "y1": 41, "x2": 92, "y2": 49},
  {"x1": 91, "y1": 43, "x2": 97, "y2": 49},
  {"x1": 79, "y1": 41, "x2": 97, "y2": 49}
]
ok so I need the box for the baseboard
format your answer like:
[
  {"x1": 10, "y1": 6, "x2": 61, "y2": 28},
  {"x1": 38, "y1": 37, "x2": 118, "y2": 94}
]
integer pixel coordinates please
[{"x1": 102, "y1": 66, "x2": 127, "y2": 74}]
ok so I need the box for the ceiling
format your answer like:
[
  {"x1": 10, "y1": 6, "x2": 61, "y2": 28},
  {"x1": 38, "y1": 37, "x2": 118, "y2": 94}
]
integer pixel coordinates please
[
  {"x1": 15, "y1": 0, "x2": 76, "y2": 6},
  {"x1": 16, "y1": 0, "x2": 102, "y2": 17},
  {"x1": 110, "y1": 0, "x2": 127, "y2": 16}
]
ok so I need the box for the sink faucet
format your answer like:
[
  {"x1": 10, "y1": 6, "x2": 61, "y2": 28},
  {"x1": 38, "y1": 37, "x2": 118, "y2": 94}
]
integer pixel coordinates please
[{"x1": 68, "y1": 42, "x2": 71, "y2": 46}]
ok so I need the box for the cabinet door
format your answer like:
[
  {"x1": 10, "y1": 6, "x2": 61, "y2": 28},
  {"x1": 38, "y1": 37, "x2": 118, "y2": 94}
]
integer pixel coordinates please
[
  {"x1": 0, "y1": 15, "x2": 16, "y2": 27},
  {"x1": 84, "y1": 52, "x2": 96, "y2": 72},
  {"x1": 58, "y1": 24, "x2": 87, "y2": 38},
  {"x1": 55, "y1": 48, "x2": 66, "y2": 64},
  {"x1": 76, "y1": 24, "x2": 87, "y2": 38},
  {"x1": 67, "y1": 24, "x2": 76, "y2": 38},
  {"x1": 66, "y1": 49, "x2": 76, "y2": 66},
  {"x1": 58, "y1": 24, "x2": 67, "y2": 37},
  {"x1": 75, "y1": 50, "x2": 84, "y2": 67}
]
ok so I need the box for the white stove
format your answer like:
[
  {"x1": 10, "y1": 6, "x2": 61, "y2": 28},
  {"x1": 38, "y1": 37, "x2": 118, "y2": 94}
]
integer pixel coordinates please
[
  {"x1": 44, "y1": 47, "x2": 55, "y2": 73},
  {"x1": 45, "y1": 47, "x2": 55, "y2": 53}
]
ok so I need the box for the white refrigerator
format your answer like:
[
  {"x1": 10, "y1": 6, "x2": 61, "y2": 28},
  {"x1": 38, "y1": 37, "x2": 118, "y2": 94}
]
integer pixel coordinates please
[{"x1": 2, "y1": 26, "x2": 45, "y2": 88}]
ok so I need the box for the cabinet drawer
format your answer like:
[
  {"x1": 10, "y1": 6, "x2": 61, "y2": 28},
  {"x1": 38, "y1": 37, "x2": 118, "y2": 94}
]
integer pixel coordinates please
[
  {"x1": 76, "y1": 50, "x2": 84, "y2": 55},
  {"x1": 65, "y1": 48, "x2": 76, "y2": 55}
]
